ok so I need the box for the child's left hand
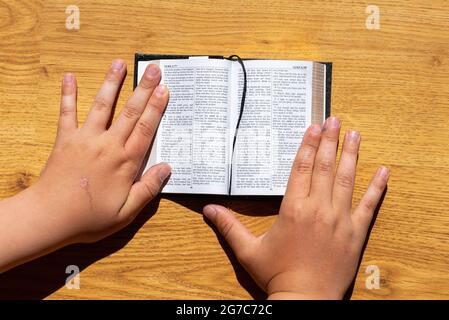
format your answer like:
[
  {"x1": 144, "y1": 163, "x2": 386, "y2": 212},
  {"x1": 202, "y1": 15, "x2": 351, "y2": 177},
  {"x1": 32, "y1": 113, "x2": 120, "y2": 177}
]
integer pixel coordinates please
[
  {"x1": 38, "y1": 60, "x2": 171, "y2": 243},
  {"x1": 0, "y1": 60, "x2": 170, "y2": 271}
]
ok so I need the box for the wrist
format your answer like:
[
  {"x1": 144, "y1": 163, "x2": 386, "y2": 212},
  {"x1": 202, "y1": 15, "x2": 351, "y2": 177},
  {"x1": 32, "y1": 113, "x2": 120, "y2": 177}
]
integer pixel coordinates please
[
  {"x1": 265, "y1": 271, "x2": 345, "y2": 300},
  {"x1": 267, "y1": 291, "x2": 343, "y2": 300},
  {"x1": 31, "y1": 180, "x2": 82, "y2": 243},
  {"x1": 0, "y1": 183, "x2": 76, "y2": 272}
]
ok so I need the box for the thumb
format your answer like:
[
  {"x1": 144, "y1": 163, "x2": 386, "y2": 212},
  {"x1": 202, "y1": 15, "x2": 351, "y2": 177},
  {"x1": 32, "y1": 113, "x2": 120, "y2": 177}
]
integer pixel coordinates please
[
  {"x1": 118, "y1": 162, "x2": 171, "y2": 223},
  {"x1": 203, "y1": 204, "x2": 256, "y2": 261}
]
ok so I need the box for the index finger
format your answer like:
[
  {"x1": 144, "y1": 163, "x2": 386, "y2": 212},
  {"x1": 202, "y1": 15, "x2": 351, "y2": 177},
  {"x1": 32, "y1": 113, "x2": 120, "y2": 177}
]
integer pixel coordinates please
[
  {"x1": 110, "y1": 64, "x2": 161, "y2": 143},
  {"x1": 284, "y1": 124, "x2": 322, "y2": 199},
  {"x1": 125, "y1": 84, "x2": 169, "y2": 161}
]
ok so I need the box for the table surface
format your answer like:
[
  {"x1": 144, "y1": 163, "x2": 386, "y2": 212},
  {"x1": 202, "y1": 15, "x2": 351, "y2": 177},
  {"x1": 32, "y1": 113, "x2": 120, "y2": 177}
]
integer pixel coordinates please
[{"x1": 1, "y1": 0, "x2": 449, "y2": 299}]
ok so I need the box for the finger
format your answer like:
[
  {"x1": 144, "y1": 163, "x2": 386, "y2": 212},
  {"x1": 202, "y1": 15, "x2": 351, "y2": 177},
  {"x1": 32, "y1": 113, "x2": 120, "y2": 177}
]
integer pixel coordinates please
[
  {"x1": 125, "y1": 84, "x2": 169, "y2": 161},
  {"x1": 353, "y1": 166, "x2": 389, "y2": 237},
  {"x1": 117, "y1": 162, "x2": 171, "y2": 224},
  {"x1": 57, "y1": 73, "x2": 78, "y2": 144},
  {"x1": 284, "y1": 124, "x2": 322, "y2": 199},
  {"x1": 332, "y1": 130, "x2": 360, "y2": 213},
  {"x1": 203, "y1": 205, "x2": 256, "y2": 262},
  {"x1": 310, "y1": 116, "x2": 341, "y2": 203},
  {"x1": 110, "y1": 64, "x2": 161, "y2": 143},
  {"x1": 83, "y1": 59, "x2": 126, "y2": 133}
]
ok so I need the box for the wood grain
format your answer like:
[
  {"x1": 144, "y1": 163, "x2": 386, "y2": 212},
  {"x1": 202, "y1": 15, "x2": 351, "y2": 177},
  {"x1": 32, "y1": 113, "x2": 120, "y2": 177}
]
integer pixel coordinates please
[{"x1": 1, "y1": 0, "x2": 449, "y2": 299}]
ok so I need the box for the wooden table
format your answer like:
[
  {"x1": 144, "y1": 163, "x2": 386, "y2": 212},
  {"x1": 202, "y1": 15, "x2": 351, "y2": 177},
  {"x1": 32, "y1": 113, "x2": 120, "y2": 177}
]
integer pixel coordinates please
[{"x1": 1, "y1": 0, "x2": 449, "y2": 299}]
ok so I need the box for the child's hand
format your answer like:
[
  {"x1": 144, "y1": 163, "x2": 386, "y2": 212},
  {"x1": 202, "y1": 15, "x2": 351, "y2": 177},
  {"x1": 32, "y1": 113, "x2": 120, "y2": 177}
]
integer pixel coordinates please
[
  {"x1": 34, "y1": 60, "x2": 170, "y2": 244},
  {"x1": 203, "y1": 117, "x2": 389, "y2": 299},
  {"x1": 0, "y1": 60, "x2": 170, "y2": 271}
]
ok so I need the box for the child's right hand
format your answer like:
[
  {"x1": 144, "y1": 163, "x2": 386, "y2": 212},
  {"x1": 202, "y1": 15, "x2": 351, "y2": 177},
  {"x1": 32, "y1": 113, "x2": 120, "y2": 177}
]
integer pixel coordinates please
[{"x1": 203, "y1": 117, "x2": 389, "y2": 299}]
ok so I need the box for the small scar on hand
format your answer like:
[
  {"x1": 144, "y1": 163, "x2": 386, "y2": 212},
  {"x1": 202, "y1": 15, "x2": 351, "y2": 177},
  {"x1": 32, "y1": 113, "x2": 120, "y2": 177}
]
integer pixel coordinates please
[
  {"x1": 80, "y1": 177, "x2": 93, "y2": 208},
  {"x1": 80, "y1": 177, "x2": 89, "y2": 188}
]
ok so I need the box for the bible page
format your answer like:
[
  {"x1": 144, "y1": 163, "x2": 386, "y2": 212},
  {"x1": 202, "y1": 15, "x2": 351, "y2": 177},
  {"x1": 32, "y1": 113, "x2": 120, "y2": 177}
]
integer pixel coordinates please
[
  {"x1": 138, "y1": 58, "x2": 232, "y2": 194},
  {"x1": 229, "y1": 60, "x2": 318, "y2": 196}
]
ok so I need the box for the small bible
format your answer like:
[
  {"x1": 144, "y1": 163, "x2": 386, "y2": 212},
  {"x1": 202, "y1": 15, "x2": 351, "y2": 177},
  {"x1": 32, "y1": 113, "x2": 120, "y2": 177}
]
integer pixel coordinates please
[{"x1": 134, "y1": 54, "x2": 332, "y2": 196}]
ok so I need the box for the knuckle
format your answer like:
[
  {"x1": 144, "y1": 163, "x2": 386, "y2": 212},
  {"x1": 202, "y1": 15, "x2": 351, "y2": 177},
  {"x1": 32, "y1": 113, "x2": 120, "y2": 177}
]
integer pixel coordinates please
[
  {"x1": 341, "y1": 227, "x2": 355, "y2": 241},
  {"x1": 372, "y1": 178, "x2": 386, "y2": 192},
  {"x1": 118, "y1": 212, "x2": 134, "y2": 227},
  {"x1": 303, "y1": 140, "x2": 319, "y2": 151},
  {"x1": 62, "y1": 83, "x2": 75, "y2": 94},
  {"x1": 122, "y1": 103, "x2": 142, "y2": 120},
  {"x1": 335, "y1": 173, "x2": 354, "y2": 189},
  {"x1": 142, "y1": 180, "x2": 160, "y2": 200},
  {"x1": 122, "y1": 159, "x2": 139, "y2": 174},
  {"x1": 363, "y1": 198, "x2": 377, "y2": 212},
  {"x1": 316, "y1": 212, "x2": 337, "y2": 228},
  {"x1": 282, "y1": 202, "x2": 306, "y2": 222},
  {"x1": 88, "y1": 141, "x2": 103, "y2": 158},
  {"x1": 292, "y1": 201, "x2": 305, "y2": 215},
  {"x1": 60, "y1": 104, "x2": 74, "y2": 116},
  {"x1": 92, "y1": 97, "x2": 110, "y2": 112},
  {"x1": 343, "y1": 143, "x2": 359, "y2": 155},
  {"x1": 148, "y1": 101, "x2": 166, "y2": 115},
  {"x1": 137, "y1": 120, "x2": 155, "y2": 137},
  {"x1": 294, "y1": 157, "x2": 314, "y2": 174},
  {"x1": 140, "y1": 74, "x2": 158, "y2": 90},
  {"x1": 339, "y1": 220, "x2": 355, "y2": 238},
  {"x1": 317, "y1": 159, "x2": 333, "y2": 175},
  {"x1": 105, "y1": 68, "x2": 122, "y2": 82},
  {"x1": 324, "y1": 133, "x2": 339, "y2": 143},
  {"x1": 217, "y1": 217, "x2": 234, "y2": 240}
]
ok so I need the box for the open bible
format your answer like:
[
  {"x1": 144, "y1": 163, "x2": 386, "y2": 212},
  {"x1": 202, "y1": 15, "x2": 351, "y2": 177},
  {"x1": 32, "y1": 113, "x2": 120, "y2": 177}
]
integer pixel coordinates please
[{"x1": 134, "y1": 54, "x2": 332, "y2": 196}]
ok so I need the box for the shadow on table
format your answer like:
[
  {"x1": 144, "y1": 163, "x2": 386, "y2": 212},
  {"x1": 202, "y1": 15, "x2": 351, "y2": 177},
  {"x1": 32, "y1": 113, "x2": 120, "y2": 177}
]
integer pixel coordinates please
[
  {"x1": 165, "y1": 194, "x2": 283, "y2": 300},
  {"x1": 0, "y1": 197, "x2": 161, "y2": 300},
  {"x1": 0, "y1": 193, "x2": 281, "y2": 300},
  {"x1": 1, "y1": 187, "x2": 384, "y2": 301}
]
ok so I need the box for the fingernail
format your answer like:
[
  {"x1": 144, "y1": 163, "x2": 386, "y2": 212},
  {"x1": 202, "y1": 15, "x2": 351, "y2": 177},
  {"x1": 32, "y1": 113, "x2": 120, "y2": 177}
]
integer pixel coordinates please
[
  {"x1": 203, "y1": 205, "x2": 217, "y2": 218},
  {"x1": 155, "y1": 84, "x2": 167, "y2": 96},
  {"x1": 157, "y1": 163, "x2": 171, "y2": 181},
  {"x1": 377, "y1": 166, "x2": 390, "y2": 180},
  {"x1": 325, "y1": 116, "x2": 340, "y2": 129},
  {"x1": 346, "y1": 130, "x2": 360, "y2": 142},
  {"x1": 147, "y1": 64, "x2": 160, "y2": 77},
  {"x1": 111, "y1": 59, "x2": 124, "y2": 71},
  {"x1": 310, "y1": 124, "x2": 321, "y2": 135},
  {"x1": 63, "y1": 73, "x2": 74, "y2": 84}
]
